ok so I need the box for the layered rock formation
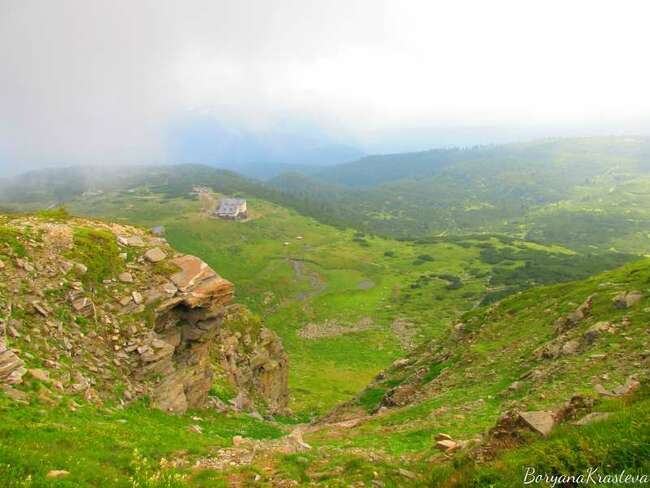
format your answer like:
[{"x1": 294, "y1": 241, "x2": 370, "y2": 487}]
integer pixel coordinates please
[
  {"x1": 215, "y1": 305, "x2": 289, "y2": 414},
  {"x1": 138, "y1": 254, "x2": 235, "y2": 413},
  {"x1": 0, "y1": 214, "x2": 288, "y2": 415}
]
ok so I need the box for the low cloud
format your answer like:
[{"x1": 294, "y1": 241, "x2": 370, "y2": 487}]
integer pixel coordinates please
[{"x1": 1, "y1": 0, "x2": 650, "y2": 173}]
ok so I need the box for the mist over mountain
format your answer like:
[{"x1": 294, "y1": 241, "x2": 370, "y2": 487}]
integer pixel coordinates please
[{"x1": 166, "y1": 114, "x2": 363, "y2": 179}]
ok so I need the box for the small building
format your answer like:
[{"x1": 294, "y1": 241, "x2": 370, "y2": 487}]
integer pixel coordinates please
[
  {"x1": 215, "y1": 198, "x2": 247, "y2": 220},
  {"x1": 150, "y1": 226, "x2": 166, "y2": 236}
]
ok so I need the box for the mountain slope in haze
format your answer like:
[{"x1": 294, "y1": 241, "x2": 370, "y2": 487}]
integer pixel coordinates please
[
  {"x1": 314, "y1": 136, "x2": 650, "y2": 188},
  {"x1": 270, "y1": 136, "x2": 650, "y2": 250},
  {"x1": 167, "y1": 114, "x2": 363, "y2": 178},
  {"x1": 7, "y1": 136, "x2": 650, "y2": 253}
]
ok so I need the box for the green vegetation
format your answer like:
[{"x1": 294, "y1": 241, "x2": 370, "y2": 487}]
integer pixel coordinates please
[
  {"x1": 2, "y1": 137, "x2": 650, "y2": 485},
  {"x1": 270, "y1": 137, "x2": 650, "y2": 251},
  {"x1": 296, "y1": 258, "x2": 650, "y2": 486},
  {"x1": 0, "y1": 226, "x2": 27, "y2": 257},
  {"x1": 58, "y1": 190, "x2": 627, "y2": 417},
  {"x1": 65, "y1": 226, "x2": 123, "y2": 287},
  {"x1": 0, "y1": 395, "x2": 282, "y2": 487},
  {"x1": 429, "y1": 389, "x2": 650, "y2": 487}
]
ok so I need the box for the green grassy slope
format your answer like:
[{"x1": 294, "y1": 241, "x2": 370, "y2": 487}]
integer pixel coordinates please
[
  {"x1": 270, "y1": 137, "x2": 650, "y2": 248},
  {"x1": 0, "y1": 397, "x2": 283, "y2": 487},
  {"x1": 296, "y1": 258, "x2": 650, "y2": 484},
  {"x1": 60, "y1": 189, "x2": 633, "y2": 417}
]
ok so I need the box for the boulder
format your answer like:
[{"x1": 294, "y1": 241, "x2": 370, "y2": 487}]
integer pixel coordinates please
[
  {"x1": 583, "y1": 321, "x2": 613, "y2": 343},
  {"x1": 32, "y1": 301, "x2": 49, "y2": 317},
  {"x1": 70, "y1": 295, "x2": 93, "y2": 316},
  {"x1": 46, "y1": 470, "x2": 70, "y2": 479},
  {"x1": 118, "y1": 272, "x2": 133, "y2": 283},
  {"x1": 28, "y1": 368, "x2": 50, "y2": 382},
  {"x1": 517, "y1": 411, "x2": 556, "y2": 436},
  {"x1": 144, "y1": 247, "x2": 167, "y2": 263},
  {"x1": 561, "y1": 340, "x2": 580, "y2": 355},
  {"x1": 0, "y1": 344, "x2": 26, "y2": 385},
  {"x1": 612, "y1": 291, "x2": 643, "y2": 309},
  {"x1": 435, "y1": 439, "x2": 459, "y2": 452},
  {"x1": 118, "y1": 235, "x2": 145, "y2": 247}
]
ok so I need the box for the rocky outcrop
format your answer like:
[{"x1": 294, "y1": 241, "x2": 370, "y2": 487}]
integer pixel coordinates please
[
  {"x1": 134, "y1": 255, "x2": 235, "y2": 413},
  {"x1": 0, "y1": 334, "x2": 26, "y2": 385},
  {"x1": 0, "y1": 215, "x2": 288, "y2": 416},
  {"x1": 215, "y1": 305, "x2": 289, "y2": 414}
]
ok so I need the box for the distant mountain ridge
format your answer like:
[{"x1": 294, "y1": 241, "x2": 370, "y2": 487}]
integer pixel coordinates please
[{"x1": 5, "y1": 136, "x2": 650, "y2": 252}]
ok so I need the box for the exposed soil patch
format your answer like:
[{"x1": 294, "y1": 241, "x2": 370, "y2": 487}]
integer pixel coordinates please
[
  {"x1": 391, "y1": 318, "x2": 418, "y2": 349},
  {"x1": 298, "y1": 317, "x2": 374, "y2": 339}
]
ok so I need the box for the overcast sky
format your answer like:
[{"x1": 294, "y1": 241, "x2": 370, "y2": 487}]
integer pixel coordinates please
[{"x1": 1, "y1": 0, "x2": 650, "y2": 173}]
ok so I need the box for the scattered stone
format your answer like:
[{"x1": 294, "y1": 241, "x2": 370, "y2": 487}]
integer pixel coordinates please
[
  {"x1": 144, "y1": 247, "x2": 167, "y2": 263},
  {"x1": 435, "y1": 433, "x2": 453, "y2": 441},
  {"x1": 612, "y1": 376, "x2": 640, "y2": 397},
  {"x1": 71, "y1": 297, "x2": 93, "y2": 315},
  {"x1": 46, "y1": 470, "x2": 70, "y2": 478},
  {"x1": 298, "y1": 317, "x2": 374, "y2": 339},
  {"x1": 589, "y1": 353, "x2": 607, "y2": 360},
  {"x1": 398, "y1": 468, "x2": 417, "y2": 479},
  {"x1": 575, "y1": 412, "x2": 611, "y2": 426},
  {"x1": 517, "y1": 411, "x2": 556, "y2": 436},
  {"x1": 74, "y1": 262, "x2": 88, "y2": 274},
  {"x1": 118, "y1": 272, "x2": 133, "y2": 283},
  {"x1": 554, "y1": 295, "x2": 593, "y2": 334},
  {"x1": 132, "y1": 291, "x2": 143, "y2": 305},
  {"x1": 584, "y1": 321, "x2": 613, "y2": 343},
  {"x1": 119, "y1": 296, "x2": 132, "y2": 307},
  {"x1": 1, "y1": 385, "x2": 29, "y2": 403},
  {"x1": 612, "y1": 291, "x2": 643, "y2": 309},
  {"x1": 435, "y1": 439, "x2": 459, "y2": 452},
  {"x1": 286, "y1": 428, "x2": 311, "y2": 451},
  {"x1": 118, "y1": 235, "x2": 145, "y2": 247},
  {"x1": 28, "y1": 368, "x2": 50, "y2": 382},
  {"x1": 561, "y1": 340, "x2": 580, "y2": 355},
  {"x1": 0, "y1": 345, "x2": 26, "y2": 385},
  {"x1": 32, "y1": 301, "x2": 49, "y2": 317},
  {"x1": 187, "y1": 424, "x2": 203, "y2": 434},
  {"x1": 16, "y1": 258, "x2": 34, "y2": 272},
  {"x1": 59, "y1": 260, "x2": 74, "y2": 273},
  {"x1": 0, "y1": 260, "x2": 5, "y2": 269},
  {"x1": 594, "y1": 384, "x2": 614, "y2": 397}
]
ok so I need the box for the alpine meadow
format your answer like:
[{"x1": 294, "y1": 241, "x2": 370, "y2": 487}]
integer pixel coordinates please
[{"x1": 1, "y1": 1, "x2": 650, "y2": 487}]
